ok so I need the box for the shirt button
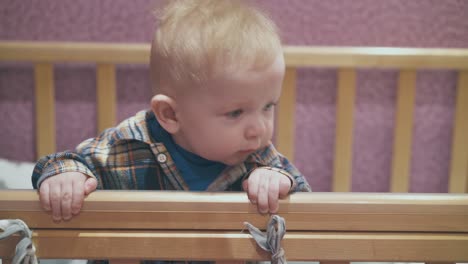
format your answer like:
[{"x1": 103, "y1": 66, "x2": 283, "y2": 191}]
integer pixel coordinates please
[{"x1": 157, "y1": 153, "x2": 167, "y2": 163}]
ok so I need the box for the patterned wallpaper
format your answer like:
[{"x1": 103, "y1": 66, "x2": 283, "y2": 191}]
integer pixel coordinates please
[{"x1": 1, "y1": 0, "x2": 467, "y2": 192}]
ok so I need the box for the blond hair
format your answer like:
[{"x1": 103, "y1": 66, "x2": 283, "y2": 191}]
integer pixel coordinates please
[{"x1": 150, "y1": 0, "x2": 281, "y2": 94}]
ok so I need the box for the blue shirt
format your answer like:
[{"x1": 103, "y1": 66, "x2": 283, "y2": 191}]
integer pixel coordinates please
[{"x1": 148, "y1": 116, "x2": 226, "y2": 191}]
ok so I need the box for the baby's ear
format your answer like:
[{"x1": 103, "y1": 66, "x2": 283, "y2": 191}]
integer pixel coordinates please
[{"x1": 150, "y1": 94, "x2": 180, "y2": 134}]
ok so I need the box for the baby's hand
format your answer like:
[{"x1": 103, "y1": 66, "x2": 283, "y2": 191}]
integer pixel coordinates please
[
  {"x1": 242, "y1": 167, "x2": 292, "y2": 214},
  {"x1": 38, "y1": 172, "x2": 97, "y2": 222}
]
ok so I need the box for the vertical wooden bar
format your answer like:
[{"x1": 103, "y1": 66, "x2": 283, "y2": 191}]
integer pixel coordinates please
[
  {"x1": 96, "y1": 64, "x2": 117, "y2": 133},
  {"x1": 277, "y1": 67, "x2": 297, "y2": 161},
  {"x1": 332, "y1": 68, "x2": 356, "y2": 192},
  {"x1": 391, "y1": 70, "x2": 417, "y2": 193},
  {"x1": 34, "y1": 63, "x2": 56, "y2": 159},
  {"x1": 449, "y1": 71, "x2": 468, "y2": 193}
]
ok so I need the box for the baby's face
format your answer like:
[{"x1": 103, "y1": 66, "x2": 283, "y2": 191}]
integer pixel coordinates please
[{"x1": 172, "y1": 53, "x2": 285, "y2": 165}]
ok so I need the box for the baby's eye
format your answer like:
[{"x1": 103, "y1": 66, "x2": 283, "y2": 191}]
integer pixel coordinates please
[
  {"x1": 263, "y1": 102, "x2": 276, "y2": 111},
  {"x1": 226, "y1": 109, "x2": 243, "y2": 118}
]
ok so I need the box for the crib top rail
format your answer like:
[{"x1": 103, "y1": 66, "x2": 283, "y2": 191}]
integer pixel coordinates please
[
  {"x1": 0, "y1": 191, "x2": 467, "y2": 261},
  {"x1": 1, "y1": 41, "x2": 468, "y2": 69},
  {"x1": 1, "y1": 190, "x2": 467, "y2": 232}
]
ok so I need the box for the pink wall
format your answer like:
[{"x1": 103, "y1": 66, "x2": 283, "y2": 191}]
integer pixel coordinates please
[{"x1": 1, "y1": 0, "x2": 467, "y2": 192}]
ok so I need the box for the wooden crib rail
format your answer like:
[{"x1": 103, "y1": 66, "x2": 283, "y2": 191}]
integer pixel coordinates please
[
  {"x1": 2, "y1": 42, "x2": 468, "y2": 67},
  {"x1": 1, "y1": 41, "x2": 467, "y2": 193},
  {"x1": 0, "y1": 190, "x2": 468, "y2": 262}
]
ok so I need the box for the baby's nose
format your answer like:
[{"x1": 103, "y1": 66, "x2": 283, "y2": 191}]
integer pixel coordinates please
[{"x1": 245, "y1": 119, "x2": 266, "y2": 139}]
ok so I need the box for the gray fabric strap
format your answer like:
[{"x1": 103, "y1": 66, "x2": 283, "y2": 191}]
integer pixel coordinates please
[
  {"x1": 244, "y1": 215, "x2": 287, "y2": 264},
  {"x1": 0, "y1": 219, "x2": 38, "y2": 264}
]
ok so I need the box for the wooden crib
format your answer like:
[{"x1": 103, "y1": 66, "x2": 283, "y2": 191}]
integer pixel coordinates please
[
  {"x1": 1, "y1": 190, "x2": 467, "y2": 263},
  {"x1": 0, "y1": 41, "x2": 467, "y2": 262}
]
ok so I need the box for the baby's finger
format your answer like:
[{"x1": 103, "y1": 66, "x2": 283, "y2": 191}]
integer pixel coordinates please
[
  {"x1": 49, "y1": 183, "x2": 62, "y2": 222},
  {"x1": 60, "y1": 182, "x2": 73, "y2": 221},
  {"x1": 247, "y1": 175, "x2": 260, "y2": 204},
  {"x1": 242, "y1": 180, "x2": 249, "y2": 193},
  {"x1": 278, "y1": 176, "x2": 292, "y2": 199},
  {"x1": 71, "y1": 180, "x2": 85, "y2": 215},
  {"x1": 84, "y1": 177, "x2": 98, "y2": 195},
  {"x1": 268, "y1": 176, "x2": 280, "y2": 213},
  {"x1": 39, "y1": 182, "x2": 51, "y2": 211},
  {"x1": 256, "y1": 177, "x2": 270, "y2": 214}
]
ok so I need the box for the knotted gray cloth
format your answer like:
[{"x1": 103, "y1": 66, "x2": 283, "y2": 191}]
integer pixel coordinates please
[
  {"x1": 244, "y1": 215, "x2": 287, "y2": 264},
  {"x1": 0, "y1": 219, "x2": 38, "y2": 264}
]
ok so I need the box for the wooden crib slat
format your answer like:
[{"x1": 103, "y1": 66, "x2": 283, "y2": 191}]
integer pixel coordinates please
[
  {"x1": 449, "y1": 70, "x2": 468, "y2": 193},
  {"x1": 1, "y1": 230, "x2": 467, "y2": 261},
  {"x1": 391, "y1": 70, "x2": 417, "y2": 192},
  {"x1": 0, "y1": 41, "x2": 150, "y2": 64},
  {"x1": 97, "y1": 64, "x2": 117, "y2": 133},
  {"x1": 3, "y1": 204, "x2": 468, "y2": 232},
  {"x1": 333, "y1": 69, "x2": 356, "y2": 192},
  {"x1": 2, "y1": 42, "x2": 468, "y2": 69},
  {"x1": 34, "y1": 63, "x2": 56, "y2": 158},
  {"x1": 283, "y1": 46, "x2": 468, "y2": 69},
  {"x1": 2, "y1": 191, "x2": 467, "y2": 232},
  {"x1": 276, "y1": 67, "x2": 297, "y2": 161}
]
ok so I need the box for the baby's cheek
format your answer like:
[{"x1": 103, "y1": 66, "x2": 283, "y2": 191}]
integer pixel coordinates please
[{"x1": 266, "y1": 121, "x2": 274, "y2": 136}]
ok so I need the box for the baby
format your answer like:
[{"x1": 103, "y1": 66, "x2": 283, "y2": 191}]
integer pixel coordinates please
[{"x1": 32, "y1": 0, "x2": 311, "y2": 224}]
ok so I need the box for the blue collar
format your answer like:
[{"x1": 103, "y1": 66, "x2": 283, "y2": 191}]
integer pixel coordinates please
[{"x1": 148, "y1": 116, "x2": 226, "y2": 190}]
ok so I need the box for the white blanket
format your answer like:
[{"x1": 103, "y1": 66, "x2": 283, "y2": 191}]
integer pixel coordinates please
[{"x1": 0, "y1": 158, "x2": 35, "y2": 189}]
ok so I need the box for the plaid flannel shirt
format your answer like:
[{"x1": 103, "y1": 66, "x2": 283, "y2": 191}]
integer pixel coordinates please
[
  {"x1": 32, "y1": 110, "x2": 311, "y2": 193},
  {"x1": 31, "y1": 110, "x2": 311, "y2": 264}
]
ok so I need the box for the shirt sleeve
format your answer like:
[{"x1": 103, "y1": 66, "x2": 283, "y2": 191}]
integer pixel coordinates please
[
  {"x1": 31, "y1": 127, "x2": 118, "y2": 189},
  {"x1": 276, "y1": 153, "x2": 312, "y2": 192},
  {"x1": 31, "y1": 150, "x2": 97, "y2": 189},
  {"x1": 246, "y1": 143, "x2": 312, "y2": 192}
]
